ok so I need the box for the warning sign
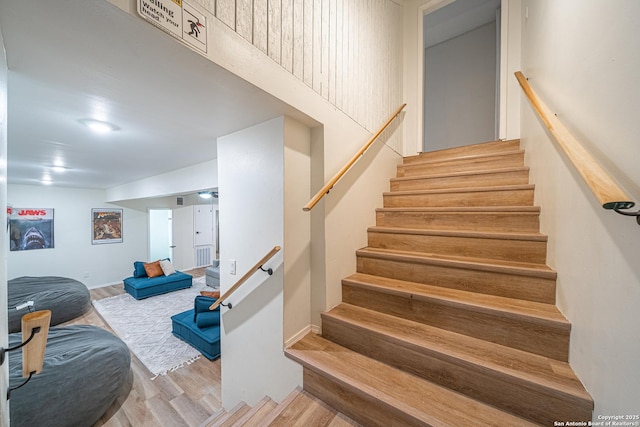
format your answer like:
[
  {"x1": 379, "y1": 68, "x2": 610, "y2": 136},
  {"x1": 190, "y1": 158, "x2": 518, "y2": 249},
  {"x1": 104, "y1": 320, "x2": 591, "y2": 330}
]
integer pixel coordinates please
[{"x1": 137, "y1": 0, "x2": 207, "y2": 53}]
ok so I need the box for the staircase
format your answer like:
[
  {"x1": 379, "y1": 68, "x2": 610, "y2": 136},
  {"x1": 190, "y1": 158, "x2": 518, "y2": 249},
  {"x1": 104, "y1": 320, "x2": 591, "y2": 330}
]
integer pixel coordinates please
[
  {"x1": 199, "y1": 387, "x2": 360, "y2": 426},
  {"x1": 285, "y1": 139, "x2": 594, "y2": 426}
]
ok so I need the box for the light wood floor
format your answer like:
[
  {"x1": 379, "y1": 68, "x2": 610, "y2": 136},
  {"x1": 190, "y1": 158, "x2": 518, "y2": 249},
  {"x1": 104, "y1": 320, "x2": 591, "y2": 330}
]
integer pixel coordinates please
[{"x1": 66, "y1": 267, "x2": 222, "y2": 427}]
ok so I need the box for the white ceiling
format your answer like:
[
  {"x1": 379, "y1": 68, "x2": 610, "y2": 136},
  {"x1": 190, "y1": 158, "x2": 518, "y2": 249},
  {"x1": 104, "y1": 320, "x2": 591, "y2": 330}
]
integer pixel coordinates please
[
  {"x1": 0, "y1": 0, "x2": 307, "y2": 190},
  {"x1": 424, "y1": 0, "x2": 501, "y2": 49}
]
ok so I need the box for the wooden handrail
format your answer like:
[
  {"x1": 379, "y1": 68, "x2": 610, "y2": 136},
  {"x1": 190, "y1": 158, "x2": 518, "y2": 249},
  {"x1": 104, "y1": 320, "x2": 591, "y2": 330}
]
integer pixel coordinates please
[
  {"x1": 209, "y1": 246, "x2": 281, "y2": 310},
  {"x1": 303, "y1": 103, "x2": 407, "y2": 211},
  {"x1": 515, "y1": 71, "x2": 634, "y2": 211}
]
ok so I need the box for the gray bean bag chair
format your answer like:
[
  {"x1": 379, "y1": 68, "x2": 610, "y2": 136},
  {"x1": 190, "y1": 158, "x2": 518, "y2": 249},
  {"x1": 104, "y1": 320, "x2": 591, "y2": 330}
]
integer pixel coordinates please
[
  {"x1": 8, "y1": 276, "x2": 91, "y2": 333},
  {"x1": 9, "y1": 325, "x2": 132, "y2": 427}
]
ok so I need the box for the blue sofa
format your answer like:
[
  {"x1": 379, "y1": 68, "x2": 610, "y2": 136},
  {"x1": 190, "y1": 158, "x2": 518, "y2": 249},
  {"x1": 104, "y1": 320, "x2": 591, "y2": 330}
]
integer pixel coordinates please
[
  {"x1": 171, "y1": 296, "x2": 221, "y2": 360},
  {"x1": 123, "y1": 261, "x2": 192, "y2": 299}
]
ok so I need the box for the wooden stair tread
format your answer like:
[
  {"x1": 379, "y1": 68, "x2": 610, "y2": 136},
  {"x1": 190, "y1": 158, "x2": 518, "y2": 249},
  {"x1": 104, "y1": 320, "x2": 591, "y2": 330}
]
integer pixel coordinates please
[
  {"x1": 234, "y1": 396, "x2": 277, "y2": 427},
  {"x1": 383, "y1": 184, "x2": 534, "y2": 197},
  {"x1": 324, "y1": 303, "x2": 590, "y2": 403},
  {"x1": 400, "y1": 150, "x2": 524, "y2": 168},
  {"x1": 390, "y1": 166, "x2": 530, "y2": 182},
  {"x1": 357, "y1": 246, "x2": 556, "y2": 279},
  {"x1": 252, "y1": 387, "x2": 302, "y2": 427},
  {"x1": 343, "y1": 272, "x2": 568, "y2": 327},
  {"x1": 368, "y1": 226, "x2": 547, "y2": 242},
  {"x1": 286, "y1": 333, "x2": 540, "y2": 427},
  {"x1": 377, "y1": 206, "x2": 540, "y2": 213},
  {"x1": 268, "y1": 390, "x2": 343, "y2": 426},
  {"x1": 211, "y1": 402, "x2": 251, "y2": 427},
  {"x1": 403, "y1": 139, "x2": 521, "y2": 163}
]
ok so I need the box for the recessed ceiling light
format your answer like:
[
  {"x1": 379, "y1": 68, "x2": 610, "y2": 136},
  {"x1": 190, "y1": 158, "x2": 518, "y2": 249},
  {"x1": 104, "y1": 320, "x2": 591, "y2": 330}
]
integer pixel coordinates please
[
  {"x1": 198, "y1": 191, "x2": 213, "y2": 199},
  {"x1": 79, "y1": 118, "x2": 119, "y2": 133},
  {"x1": 51, "y1": 165, "x2": 69, "y2": 173}
]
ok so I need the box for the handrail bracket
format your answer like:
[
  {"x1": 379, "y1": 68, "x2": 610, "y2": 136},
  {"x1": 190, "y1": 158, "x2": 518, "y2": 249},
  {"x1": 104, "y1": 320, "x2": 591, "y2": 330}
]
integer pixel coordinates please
[{"x1": 611, "y1": 202, "x2": 640, "y2": 226}]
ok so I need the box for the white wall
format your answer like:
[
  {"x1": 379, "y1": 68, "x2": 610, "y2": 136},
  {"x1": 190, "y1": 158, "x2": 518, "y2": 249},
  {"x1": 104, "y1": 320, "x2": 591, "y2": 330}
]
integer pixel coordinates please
[
  {"x1": 0, "y1": 21, "x2": 9, "y2": 426},
  {"x1": 423, "y1": 21, "x2": 497, "y2": 151},
  {"x1": 283, "y1": 117, "x2": 311, "y2": 343},
  {"x1": 106, "y1": 159, "x2": 217, "y2": 203},
  {"x1": 520, "y1": 0, "x2": 640, "y2": 417},
  {"x1": 218, "y1": 117, "x2": 304, "y2": 409},
  {"x1": 7, "y1": 185, "x2": 147, "y2": 288}
]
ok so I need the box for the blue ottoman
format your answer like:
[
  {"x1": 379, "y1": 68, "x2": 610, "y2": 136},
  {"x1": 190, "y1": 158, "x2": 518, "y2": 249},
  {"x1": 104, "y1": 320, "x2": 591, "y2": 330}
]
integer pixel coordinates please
[
  {"x1": 123, "y1": 271, "x2": 192, "y2": 300},
  {"x1": 171, "y1": 308, "x2": 221, "y2": 360}
]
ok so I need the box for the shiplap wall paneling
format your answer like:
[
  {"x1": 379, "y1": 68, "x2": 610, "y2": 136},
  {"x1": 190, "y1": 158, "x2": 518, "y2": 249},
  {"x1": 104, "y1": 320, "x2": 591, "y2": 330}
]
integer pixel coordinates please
[
  {"x1": 254, "y1": 0, "x2": 268, "y2": 54},
  {"x1": 236, "y1": 0, "x2": 253, "y2": 42},
  {"x1": 281, "y1": 0, "x2": 294, "y2": 73},
  {"x1": 302, "y1": 0, "x2": 313, "y2": 87},
  {"x1": 312, "y1": 0, "x2": 322, "y2": 94},
  {"x1": 292, "y1": 0, "x2": 304, "y2": 80},
  {"x1": 320, "y1": 0, "x2": 329, "y2": 99},
  {"x1": 334, "y1": 0, "x2": 344, "y2": 111},
  {"x1": 328, "y1": 0, "x2": 337, "y2": 105},
  {"x1": 206, "y1": 0, "x2": 403, "y2": 147},
  {"x1": 217, "y1": 0, "x2": 236, "y2": 29},
  {"x1": 268, "y1": 0, "x2": 282, "y2": 64}
]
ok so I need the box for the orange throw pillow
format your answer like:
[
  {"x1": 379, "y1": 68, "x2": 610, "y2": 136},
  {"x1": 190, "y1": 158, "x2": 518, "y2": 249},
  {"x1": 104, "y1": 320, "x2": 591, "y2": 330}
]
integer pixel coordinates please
[
  {"x1": 200, "y1": 290, "x2": 220, "y2": 299},
  {"x1": 143, "y1": 260, "x2": 164, "y2": 278}
]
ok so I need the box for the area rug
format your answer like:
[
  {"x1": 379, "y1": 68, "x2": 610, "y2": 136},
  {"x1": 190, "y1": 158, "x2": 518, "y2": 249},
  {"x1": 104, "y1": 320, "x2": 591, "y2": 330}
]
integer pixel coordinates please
[{"x1": 93, "y1": 276, "x2": 207, "y2": 378}]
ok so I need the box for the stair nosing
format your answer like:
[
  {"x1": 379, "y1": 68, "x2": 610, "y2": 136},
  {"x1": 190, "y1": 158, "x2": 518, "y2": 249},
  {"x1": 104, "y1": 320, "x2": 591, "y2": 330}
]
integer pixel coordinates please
[
  {"x1": 367, "y1": 226, "x2": 547, "y2": 242},
  {"x1": 376, "y1": 206, "x2": 541, "y2": 213},
  {"x1": 398, "y1": 150, "x2": 525, "y2": 169},
  {"x1": 390, "y1": 166, "x2": 530, "y2": 182},
  {"x1": 383, "y1": 184, "x2": 534, "y2": 197},
  {"x1": 356, "y1": 247, "x2": 557, "y2": 279},
  {"x1": 403, "y1": 139, "x2": 520, "y2": 162},
  {"x1": 323, "y1": 303, "x2": 590, "y2": 403},
  {"x1": 342, "y1": 272, "x2": 568, "y2": 328}
]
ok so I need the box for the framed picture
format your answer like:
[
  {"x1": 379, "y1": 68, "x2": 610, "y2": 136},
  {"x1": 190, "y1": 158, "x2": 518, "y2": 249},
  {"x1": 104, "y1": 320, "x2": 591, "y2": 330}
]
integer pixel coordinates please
[
  {"x1": 9, "y1": 208, "x2": 55, "y2": 251},
  {"x1": 92, "y1": 208, "x2": 123, "y2": 245}
]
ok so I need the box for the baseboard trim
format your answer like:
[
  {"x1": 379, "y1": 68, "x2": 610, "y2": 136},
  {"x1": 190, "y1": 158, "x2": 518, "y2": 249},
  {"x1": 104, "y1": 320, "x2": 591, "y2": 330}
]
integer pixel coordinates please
[{"x1": 284, "y1": 324, "x2": 321, "y2": 348}]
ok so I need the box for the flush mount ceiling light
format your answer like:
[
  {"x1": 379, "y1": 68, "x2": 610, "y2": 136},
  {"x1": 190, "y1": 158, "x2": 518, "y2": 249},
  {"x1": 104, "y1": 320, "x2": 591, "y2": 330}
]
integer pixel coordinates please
[
  {"x1": 198, "y1": 191, "x2": 213, "y2": 199},
  {"x1": 78, "y1": 118, "x2": 119, "y2": 134}
]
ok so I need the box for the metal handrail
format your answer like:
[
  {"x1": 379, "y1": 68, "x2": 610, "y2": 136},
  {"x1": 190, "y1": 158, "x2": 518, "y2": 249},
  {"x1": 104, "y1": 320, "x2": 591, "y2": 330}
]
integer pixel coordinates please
[
  {"x1": 209, "y1": 246, "x2": 281, "y2": 310},
  {"x1": 303, "y1": 103, "x2": 407, "y2": 211}
]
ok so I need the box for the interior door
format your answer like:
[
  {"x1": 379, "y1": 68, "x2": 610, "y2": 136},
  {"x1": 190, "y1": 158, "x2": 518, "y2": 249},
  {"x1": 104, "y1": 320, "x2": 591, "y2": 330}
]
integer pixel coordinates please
[
  {"x1": 148, "y1": 209, "x2": 172, "y2": 261},
  {"x1": 172, "y1": 205, "x2": 194, "y2": 270},
  {"x1": 194, "y1": 205, "x2": 213, "y2": 246}
]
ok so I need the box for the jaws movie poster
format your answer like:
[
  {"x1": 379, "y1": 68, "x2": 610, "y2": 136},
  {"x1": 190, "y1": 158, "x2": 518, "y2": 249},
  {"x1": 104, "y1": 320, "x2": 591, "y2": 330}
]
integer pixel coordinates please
[{"x1": 9, "y1": 208, "x2": 55, "y2": 251}]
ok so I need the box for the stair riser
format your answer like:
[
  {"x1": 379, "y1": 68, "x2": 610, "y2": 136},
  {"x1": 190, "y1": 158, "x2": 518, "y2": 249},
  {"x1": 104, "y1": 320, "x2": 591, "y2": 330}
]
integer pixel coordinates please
[
  {"x1": 303, "y1": 369, "x2": 423, "y2": 427},
  {"x1": 322, "y1": 316, "x2": 590, "y2": 425},
  {"x1": 404, "y1": 140, "x2": 521, "y2": 164},
  {"x1": 398, "y1": 153, "x2": 524, "y2": 177},
  {"x1": 367, "y1": 231, "x2": 547, "y2": 264},
  {"x1": 391, "y1": 170, "x2": 529, "y2": 191},
  {"x1": 383, "y1": 188, "x2": 534, "y2": 208},
  {"x1": 376, "y1": 211, "x2": 541, "y2": 233},
  {"x1": 341, "y1": 283, "x2": 569, "y2": 361},
  {"x1": 356, "y1": 256, "x2": 556, "y2": 303}
]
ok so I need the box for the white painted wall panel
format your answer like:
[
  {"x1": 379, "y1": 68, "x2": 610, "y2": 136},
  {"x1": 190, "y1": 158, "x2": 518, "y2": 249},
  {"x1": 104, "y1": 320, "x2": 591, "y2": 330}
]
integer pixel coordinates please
[
  {"x1": 205, "y1": 0, "x2": 403, "y2": 137},
  {"x1": 292, "y1": 0, "x2": 304, "y2": 79},
  {"x1": 236, "y1": 0, "x2": 253, "y2": 42},
  {"x1": 520, "y1": 0, "x2": 640, "y2": 418},
  {"x1": 253, "y1": 0, "x2": 268, "y2": 53},
  {"x1": 268, "y1": 0, "x2": 282, "y2": 63},
  {"x1": 281, "y1": 0, "x2": 294, "y2": 72},
  {"x1": 216, "y1": 0, "x2": 236, "y2": 29}
]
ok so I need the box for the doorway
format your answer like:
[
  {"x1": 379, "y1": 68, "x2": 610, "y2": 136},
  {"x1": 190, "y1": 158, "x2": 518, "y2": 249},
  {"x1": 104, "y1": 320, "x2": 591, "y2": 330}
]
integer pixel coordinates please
[
  {"x1": 422, "y1": 0, "x2": 501, "y2": 152},
  {"x1": 149, "y1": 209, "x2": 173, "y2": 261}
]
